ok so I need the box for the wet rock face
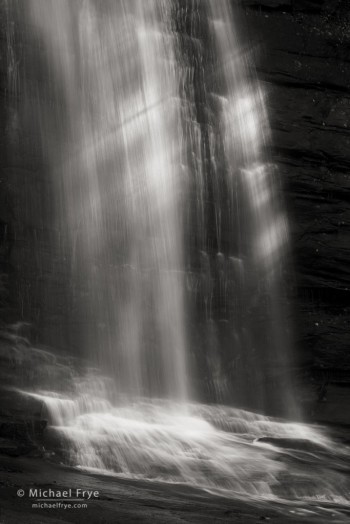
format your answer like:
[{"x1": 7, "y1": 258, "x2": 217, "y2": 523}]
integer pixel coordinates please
[
  {"x1": 0, "y1": 387, "x2": 46, "y2": 458},
  {"x1": 242, "y1": 0, "x2": 350, "y2": 403}
]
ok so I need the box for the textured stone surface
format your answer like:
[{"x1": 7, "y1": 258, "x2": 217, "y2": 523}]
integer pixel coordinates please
[
  {"x1": 241, "y1": 0, "x2": 350, "y2": 413},
  {"x1": 1, "y1": 455, "x2": 343, "y2": 524}
]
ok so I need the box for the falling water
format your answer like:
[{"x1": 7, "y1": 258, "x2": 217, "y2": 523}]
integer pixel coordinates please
[
  {"x1": 207, "y1": 1, "x2": 295, "y2": 413},
  {"x1": 7, "y1": 0, "x2": 350, "y2": 510},
  {"x1": 29, "y1": 0, "x2": 189, "y2": 400},
  {"x1": 25, "y1": 0, "x2": 295, "y2": 410}
]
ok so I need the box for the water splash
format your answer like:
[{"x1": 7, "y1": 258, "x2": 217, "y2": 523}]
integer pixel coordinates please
[{"x1": 19, "y1": 377, "x2": 350, "y2": 507}]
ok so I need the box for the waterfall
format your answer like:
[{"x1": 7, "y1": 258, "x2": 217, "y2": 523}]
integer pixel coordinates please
[
  {"x1": 205, "y1": 1, "x2": 296, "y2": 413},
  {"x1": 27, "y1": 0, "x2": 295, "y2": 413},
  {"x1": 29, "y1": 0, "x2": 189, "y2": 400},
  {"x1": 9, "y1": 0, "x2": 350, "y2": 506}
]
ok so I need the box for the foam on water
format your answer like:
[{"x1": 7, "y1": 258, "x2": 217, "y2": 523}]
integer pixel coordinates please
[{"x1": 20, "y1": 380, "x2": 350, "y2": 506}]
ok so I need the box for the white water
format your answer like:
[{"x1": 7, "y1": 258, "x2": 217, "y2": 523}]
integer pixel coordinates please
[
  {"x1": 21, "y1": 377, "x2": 350, "y2": 507},
  {"x1": 9, "y1": 337, "x2": 350, "y2": 507}
]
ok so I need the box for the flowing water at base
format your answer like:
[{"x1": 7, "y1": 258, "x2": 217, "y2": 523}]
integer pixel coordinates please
[{"x1": 17, "y1": 369, "x2": 350, "y2": 510}]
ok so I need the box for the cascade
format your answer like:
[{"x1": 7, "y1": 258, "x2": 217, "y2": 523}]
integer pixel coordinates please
[
  {"x1": 28, "y1": 0, "x2": 294, "y2": 413},
  {"x1": 6, "y1": 0, "x2": 350, "y2": 506}
]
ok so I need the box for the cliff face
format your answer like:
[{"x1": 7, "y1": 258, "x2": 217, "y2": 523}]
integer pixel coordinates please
[
  {"x1": 242, "y1": 0, "x2": 350, "y2": 420},
  {"x1": 1, "y1": 1, "x2": 349, "y2": 421}
]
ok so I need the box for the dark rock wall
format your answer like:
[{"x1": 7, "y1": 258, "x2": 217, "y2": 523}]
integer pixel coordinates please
[
  {"x1": 243, "y1": 0, "x2": 350, "y2": 419},
  {"x1": 0, "y1": 0, "x2": 73, "y2": 349},
  {"x1": 1, "y1": 0, "x2": 349, "y2": 420}
]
